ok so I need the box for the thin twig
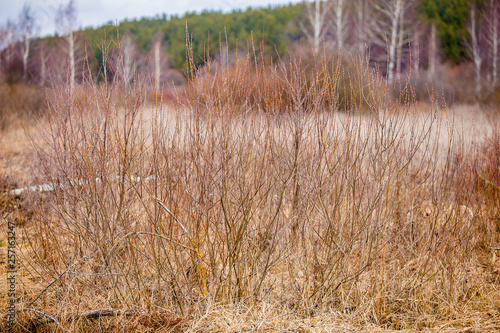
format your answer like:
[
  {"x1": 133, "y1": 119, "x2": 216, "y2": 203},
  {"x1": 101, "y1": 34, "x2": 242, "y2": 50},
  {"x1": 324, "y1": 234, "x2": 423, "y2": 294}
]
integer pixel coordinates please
[
  {"x1": 105, "y1": 231, "x2": 193, "y2": 262},
  {"x1": 153, "y1": 196, "x2": 193, "y2": 238},
  {"x1": 153, "y1": 195, "x2": 208, "y2": 299},
  {"x1": 24, "y1": 308, "x2": 65, "y2": 331},
  {"x1": 29, "y1": 256, "x2": 87, "y2": 306}
]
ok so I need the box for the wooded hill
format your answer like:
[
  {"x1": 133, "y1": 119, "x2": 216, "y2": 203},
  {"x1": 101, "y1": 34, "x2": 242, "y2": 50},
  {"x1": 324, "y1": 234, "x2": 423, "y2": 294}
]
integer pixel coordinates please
[{"x1": 1, "y1": 0, "x2": 498, "y2": 100}]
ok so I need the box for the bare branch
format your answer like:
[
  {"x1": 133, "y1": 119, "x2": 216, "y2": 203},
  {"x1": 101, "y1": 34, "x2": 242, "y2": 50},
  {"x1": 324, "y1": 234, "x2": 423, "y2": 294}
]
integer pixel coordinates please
[{"x1": 29, "y1": 256, "x2": 87, "y2": 306}]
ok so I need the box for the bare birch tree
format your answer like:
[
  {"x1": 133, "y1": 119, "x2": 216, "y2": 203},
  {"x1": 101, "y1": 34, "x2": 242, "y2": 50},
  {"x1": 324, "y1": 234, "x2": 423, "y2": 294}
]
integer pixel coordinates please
[
  {"x1": 484, "y1": 0, "x2": 500, "y2": 87},
  {"x1": 353, "y1": 0, "x2": 374, "y2": 57},
  {"x1": 299, "y1": 0, "x2": 331, "y2": 54},
  {"x1": 411, "y1": 29, "x2": 420, "y2": 73},
  {"x1": 396, "y1": 2, "x2": 405, "y2": 79},
  {"x1": 378, "y1": 0, "x2": 403, "y2": 83},
  {"x1": 118, "y1": 31, "x2": 136, "y2": 87},
  {"x1": 370, "y1": 0, "x2": 415, "y2": 83},
  {"x1": 420, "y1": 0, "x2": 441, "y2": 79},
  {"x1": 406, "y1": 6, "x2": 424, "y2": 75},
  {"x1": 56, "y1": 0, "x2": 77, "y2": 97},
  {"x1": 466, "y1": 2, "x2": 482, "y2": 96},
  {"x1": 19, "y1": 3, "x2": 36, "y2": 81},
  {"x1": 332, "y1": 0, "x2": 346, "y2": 50},
  {"x1": 39, "y1": 41, "x2": 47, "y2": 85},
  {"x1": 428, "y1": 21, "x2": 437, "y2": 78},
  {"x1": 398, "y1": 1, "x2": 419, "y2": 78}
]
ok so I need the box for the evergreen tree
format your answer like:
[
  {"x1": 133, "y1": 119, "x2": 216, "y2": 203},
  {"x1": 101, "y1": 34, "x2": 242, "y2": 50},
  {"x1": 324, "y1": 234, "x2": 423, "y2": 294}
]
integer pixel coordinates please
[{"x1": 420, "y1": 0, "x2": 472, "y2": 63}]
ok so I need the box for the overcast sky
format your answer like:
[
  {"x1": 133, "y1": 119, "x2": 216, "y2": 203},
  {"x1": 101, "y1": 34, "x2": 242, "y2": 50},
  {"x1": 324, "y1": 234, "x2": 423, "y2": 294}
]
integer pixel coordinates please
[{"x1": 1, "y1": 0, "x2": 303, "y2": 37}]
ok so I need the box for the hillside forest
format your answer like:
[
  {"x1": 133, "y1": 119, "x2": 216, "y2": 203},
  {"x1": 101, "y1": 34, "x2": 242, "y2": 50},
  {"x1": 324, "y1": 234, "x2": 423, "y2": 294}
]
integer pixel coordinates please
[{"x1": 1, "y1": 0, "x2": 500, "y2": 103}]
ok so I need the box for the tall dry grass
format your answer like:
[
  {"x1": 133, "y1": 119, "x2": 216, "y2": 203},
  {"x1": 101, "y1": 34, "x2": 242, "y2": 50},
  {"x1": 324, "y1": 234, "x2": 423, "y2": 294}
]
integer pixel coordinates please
[
  {"x1": 0, "y1": 83, "x2": 45, "y2": 130},
  {"x1": 2, "y1": 39, "x2": 500, "y2": 332}
]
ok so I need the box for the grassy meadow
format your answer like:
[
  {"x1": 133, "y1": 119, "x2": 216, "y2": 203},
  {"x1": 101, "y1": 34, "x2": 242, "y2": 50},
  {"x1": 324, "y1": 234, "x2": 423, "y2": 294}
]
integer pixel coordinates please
[{"x1": 0, "y1": 46, "x2": 500, "y2": 332}]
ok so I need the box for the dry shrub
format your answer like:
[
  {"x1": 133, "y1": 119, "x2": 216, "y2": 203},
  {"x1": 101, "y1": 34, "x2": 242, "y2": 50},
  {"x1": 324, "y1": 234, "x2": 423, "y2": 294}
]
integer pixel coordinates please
[
  {"x1": 4, "y1": 41, "x2": 500, "y2": 332},
  {"x1": 454, "y1": 116, "x2": 500, "y2": 205},
  {"x1": 0, "y1": 83, "x2": 45, "y2": 130},
  {"x1": 478, "y1": 121, "x2": 500, "y2": 188},
  {"x1": 185, "y1": 45, "x2": 387, "y2": 116},
  {"x1": 412, "y1": 62, "x2": 500, "y2": 105},
  {"x1": 464, "y1": 119, "x2": 500, "y2": 252}
]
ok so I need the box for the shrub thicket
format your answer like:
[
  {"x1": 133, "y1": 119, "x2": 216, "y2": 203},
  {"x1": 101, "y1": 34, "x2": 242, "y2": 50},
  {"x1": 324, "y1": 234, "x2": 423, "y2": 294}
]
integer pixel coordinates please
[{"x1": 2, "y1": 40, "x2": 500, "y2": 332}]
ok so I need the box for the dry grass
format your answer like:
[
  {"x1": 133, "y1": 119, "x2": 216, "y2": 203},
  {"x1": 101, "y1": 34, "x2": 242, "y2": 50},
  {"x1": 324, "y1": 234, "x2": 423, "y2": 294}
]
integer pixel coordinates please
[
  {"x1": 0, "y1": 84, "x2": 45, "y2": 131},
  {"x1": 1, "y1": 44, "x2": 500, "y2": 332}
]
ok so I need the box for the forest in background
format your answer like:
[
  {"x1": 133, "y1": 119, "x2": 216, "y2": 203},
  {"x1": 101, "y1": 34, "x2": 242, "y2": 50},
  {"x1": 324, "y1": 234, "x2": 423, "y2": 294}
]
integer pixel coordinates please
[{"x1": 1, "y1": 0, "x2": 500, "y2": 104}]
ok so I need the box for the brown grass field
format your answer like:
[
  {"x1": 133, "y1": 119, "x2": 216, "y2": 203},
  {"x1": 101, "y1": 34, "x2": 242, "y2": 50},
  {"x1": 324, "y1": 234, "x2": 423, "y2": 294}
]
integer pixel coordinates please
[{"x1": 1, "y1": 50, "x2": 500, "y2": 332}]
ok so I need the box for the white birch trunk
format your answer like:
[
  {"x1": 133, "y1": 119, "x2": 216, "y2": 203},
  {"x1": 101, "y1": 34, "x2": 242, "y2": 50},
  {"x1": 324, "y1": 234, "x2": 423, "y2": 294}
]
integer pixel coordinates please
[
  {"x1": 313, "y1": 0, "x2": 322, "y2": 54},
  {"x1": 19, "y1": 4, "x2": 35, "y2": 81},
  {"x1": 412, "y1": 31, "x2": 420, "y2": 73},
  {"x1": 335, "y1": 0, "x2": 345, "y2": 50},
  {"x1": 155, "y1": 40, "x2": 161, "y2": 93},
  {"x1": 493, "y1": 22, "x2": 498, "y2": 86},
  {"x1": 299, "y1": 0, "x2": 329, "y2": 54},
  {"x1": 490, "y1": 0, "x2": 499, "y2": 86},
  {"x1": 397, "y1": 4, "x2": 404, "y2": 80},
  {"x1": 56, "y1": 1, "x2": 77, "y2": 97},
  {"x1": 68, "y1": 29, "x2": 75, "y2": 98},
  {"x1": 40, "y1": 44, "x2": 46, "y2": 85},
  {"x1": 387, "y1": 0, "x2": 402, "y2": 83},
  {"x1": 121, "y1": 34, "x2": 135, "y2": 86},
  {"x1": 356, "y1": 1, "x2": 365, "y2": 56},
  {"x1": 493, "y1": 19, "x2": 498, "y2": 86},
  {"x1": 469, "y1": 4, "x2": 482, "y2": 96},
  {"x1": 22, "y1": 37, "x2": 30, "y2": 80},
  {"x1": 429, "y1": 22, "x2": 436, "y2": 79}
]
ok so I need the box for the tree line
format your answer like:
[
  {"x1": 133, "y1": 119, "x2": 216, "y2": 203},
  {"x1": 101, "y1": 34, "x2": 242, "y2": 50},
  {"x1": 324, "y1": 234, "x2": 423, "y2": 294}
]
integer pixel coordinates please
[{"x1": 0, "y1": 0, "x2": 498, "y2": 99}]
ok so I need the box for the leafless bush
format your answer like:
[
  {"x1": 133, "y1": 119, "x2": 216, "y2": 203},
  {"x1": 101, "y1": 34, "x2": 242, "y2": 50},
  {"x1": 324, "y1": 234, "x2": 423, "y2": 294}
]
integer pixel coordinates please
[{"x1": 7, "y1": 40, "x2": 500, "y2": 332}]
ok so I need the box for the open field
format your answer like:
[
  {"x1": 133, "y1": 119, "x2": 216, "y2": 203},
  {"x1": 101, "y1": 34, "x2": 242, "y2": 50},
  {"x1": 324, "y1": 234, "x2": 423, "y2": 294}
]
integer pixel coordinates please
[{"x1": 1, "y1": 52, "x2": 500, "y2": 332}]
